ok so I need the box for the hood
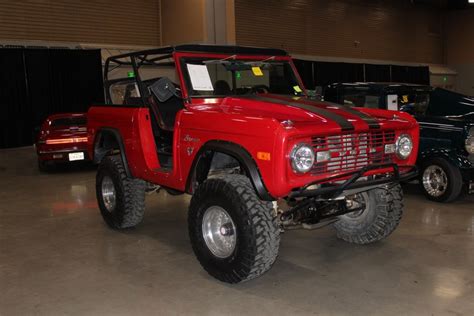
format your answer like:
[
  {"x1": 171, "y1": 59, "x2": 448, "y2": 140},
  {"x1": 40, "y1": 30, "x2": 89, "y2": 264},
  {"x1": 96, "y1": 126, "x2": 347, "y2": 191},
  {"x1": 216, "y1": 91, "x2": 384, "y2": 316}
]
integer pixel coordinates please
[
  {"x1": 217, "y1": 94, "x2": 415, "y2": 132},
  {"x1": 443, "y1": 113, "x2": 474, "y2": 123},
  {"x1": 427, "y1": 88, "x2": 474, "y2": 123}
]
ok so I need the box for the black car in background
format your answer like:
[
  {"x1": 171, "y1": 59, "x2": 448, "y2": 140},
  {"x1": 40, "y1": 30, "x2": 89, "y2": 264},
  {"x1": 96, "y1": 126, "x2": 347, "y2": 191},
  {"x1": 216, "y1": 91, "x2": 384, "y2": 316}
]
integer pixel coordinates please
[{"x1": 324, "y1": 83, "x2": 474, "y2": 202}]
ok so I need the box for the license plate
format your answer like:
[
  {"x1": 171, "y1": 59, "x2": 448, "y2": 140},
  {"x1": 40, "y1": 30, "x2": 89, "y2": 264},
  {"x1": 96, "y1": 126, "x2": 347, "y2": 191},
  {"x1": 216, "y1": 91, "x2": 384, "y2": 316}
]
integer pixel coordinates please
[{"x1": 68, "y1": 152, "x2": 84, "y2": 161}]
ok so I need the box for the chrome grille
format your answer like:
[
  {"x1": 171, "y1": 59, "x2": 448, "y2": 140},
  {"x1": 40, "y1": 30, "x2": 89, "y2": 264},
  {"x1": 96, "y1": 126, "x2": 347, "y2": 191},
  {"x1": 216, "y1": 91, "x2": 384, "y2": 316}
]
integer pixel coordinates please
[{"x1": 311, "y1": 130, "x2": 396, "y2": 174}]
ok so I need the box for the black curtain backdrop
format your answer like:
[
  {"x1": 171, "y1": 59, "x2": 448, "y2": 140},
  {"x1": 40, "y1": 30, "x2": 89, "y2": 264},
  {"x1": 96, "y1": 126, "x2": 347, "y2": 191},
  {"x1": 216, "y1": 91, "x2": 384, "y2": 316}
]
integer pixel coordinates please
[
  {"x1": 294, "y1": 59, "x2": 430, "y2": 90},
  {"x1": 0, "y1": 49, "x2": 29, "y2": 148},
  {"x1": 365, "y1": 64, "x2": 391, "y2": 82},
  {"x1": 293, "y1": 59, "x2": 314, "y2": 89},
  {"x1": 0, "y1": 48, "x2": 103, "y2": 148},
  {"x1": 314, "y1": 62, "x2": 365, "y2": 87},
  {"x1": 391, "y1": 65, "x2": 430, "y2": 84}
]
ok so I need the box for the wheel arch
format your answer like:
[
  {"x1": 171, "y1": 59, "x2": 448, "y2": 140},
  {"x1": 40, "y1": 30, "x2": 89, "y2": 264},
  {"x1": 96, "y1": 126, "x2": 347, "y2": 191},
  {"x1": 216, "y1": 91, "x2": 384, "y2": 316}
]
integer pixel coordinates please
[
  {"x1": 93, "y1": 128, "x2": 132, "y2": 177},
  {"x1": 418, "y1": 148, "x2": 469, "y2": 170},
  {"x1": 185, "y1": 140, "x2": 274, "y2": 201}
]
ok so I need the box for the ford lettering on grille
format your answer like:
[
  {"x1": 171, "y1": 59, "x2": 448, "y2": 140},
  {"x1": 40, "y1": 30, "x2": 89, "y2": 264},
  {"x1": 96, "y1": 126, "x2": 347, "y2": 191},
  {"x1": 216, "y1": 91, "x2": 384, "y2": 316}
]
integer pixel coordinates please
[{"x1": 311, "y1": 131, "x2": 395, "y2": 174}]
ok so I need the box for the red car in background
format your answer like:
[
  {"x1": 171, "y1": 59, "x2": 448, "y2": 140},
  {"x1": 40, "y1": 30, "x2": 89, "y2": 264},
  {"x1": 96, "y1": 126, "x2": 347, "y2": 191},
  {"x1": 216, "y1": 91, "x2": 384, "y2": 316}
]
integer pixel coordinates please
[{"x1": 35, "y1": 113, "x2": 89, "y2": 171}]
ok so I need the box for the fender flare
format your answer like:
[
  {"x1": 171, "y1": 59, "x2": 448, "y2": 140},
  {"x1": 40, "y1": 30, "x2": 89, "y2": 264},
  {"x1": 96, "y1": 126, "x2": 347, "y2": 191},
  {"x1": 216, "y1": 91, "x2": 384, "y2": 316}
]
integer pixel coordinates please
[
  {"x1": 93, "y1": 127, "x2": 132, "y2": 177},
  {"x1": 186, "y1": 140, "x2": 274, "y2": 201},
  {"x1": 418, "y1": 148, "x2": 472, "y2": 170}
]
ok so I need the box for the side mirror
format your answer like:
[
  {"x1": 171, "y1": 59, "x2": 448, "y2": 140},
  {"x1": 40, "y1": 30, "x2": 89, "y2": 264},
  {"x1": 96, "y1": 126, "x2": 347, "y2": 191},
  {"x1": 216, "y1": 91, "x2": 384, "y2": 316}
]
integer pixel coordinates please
[
  {"x1": 306, "y1": 90, "x2": 322, "y2": 101},
  {"x1": 306, "y1": 90, "x2": 316, "y2": 97},
  {"x1": 150, "y1": 77, "x2": 180, "y2": 102}
]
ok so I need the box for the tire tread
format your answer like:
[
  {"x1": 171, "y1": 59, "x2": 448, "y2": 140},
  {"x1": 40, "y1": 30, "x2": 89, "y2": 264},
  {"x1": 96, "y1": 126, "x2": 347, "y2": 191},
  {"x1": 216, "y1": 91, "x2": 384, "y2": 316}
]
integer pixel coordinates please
[
  {"x1": 334, "y1": 184, "x2": 403, "y2": 245},
  {"x1": 189, "y1": 175, "x2": 280, "y2": 283},
  {"x1": 97, "y1": 155, "x2": 145, "y2": 229}
]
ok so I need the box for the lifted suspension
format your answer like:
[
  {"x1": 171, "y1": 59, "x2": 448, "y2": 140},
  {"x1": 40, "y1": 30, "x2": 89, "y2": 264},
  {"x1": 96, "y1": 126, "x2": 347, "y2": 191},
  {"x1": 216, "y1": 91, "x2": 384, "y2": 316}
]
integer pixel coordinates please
[{"x1": 280, "y1": 195, "x2": 366, "y2": 230}]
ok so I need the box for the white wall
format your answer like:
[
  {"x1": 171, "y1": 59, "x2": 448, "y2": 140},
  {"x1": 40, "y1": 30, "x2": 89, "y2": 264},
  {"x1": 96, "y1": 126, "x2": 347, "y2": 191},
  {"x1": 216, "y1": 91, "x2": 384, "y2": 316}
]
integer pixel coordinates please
[{"x1": 450, "y1": 64, "x2": 474, "y2": 96}]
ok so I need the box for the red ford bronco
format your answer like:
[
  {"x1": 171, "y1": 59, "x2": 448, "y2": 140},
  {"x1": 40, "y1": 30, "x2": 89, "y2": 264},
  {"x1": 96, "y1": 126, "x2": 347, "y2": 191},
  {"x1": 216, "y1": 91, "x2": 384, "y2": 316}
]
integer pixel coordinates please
[{"x1": 87, "y1": 45, "x2": 419, "y2": 283}]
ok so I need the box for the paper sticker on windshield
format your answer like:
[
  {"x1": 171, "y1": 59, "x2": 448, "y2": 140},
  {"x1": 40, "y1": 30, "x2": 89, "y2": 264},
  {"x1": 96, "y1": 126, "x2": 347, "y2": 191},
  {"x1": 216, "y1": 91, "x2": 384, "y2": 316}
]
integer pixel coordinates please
[
  {"x1": 187, "y1": 64, "x2": 214, "y2": 91},
  {"x1": 387, "y1": 94, "x2": 398, "y2": 110},
  {"x1": 252, "y1": 66, "x2": 263, "y2": 76},
  {"x1": 293, "y1": 85, "x2": 302, "y2": 93}
]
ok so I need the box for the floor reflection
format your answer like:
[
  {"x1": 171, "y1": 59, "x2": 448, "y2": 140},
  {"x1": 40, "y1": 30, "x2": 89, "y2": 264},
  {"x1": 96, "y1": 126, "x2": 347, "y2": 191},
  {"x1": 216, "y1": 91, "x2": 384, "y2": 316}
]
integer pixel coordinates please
[
  {"x1": 421, "y1": 207, "x2": 441, "y2": 227},
  {"x1": 50, "y1": 184, "x2": 97, "y2": 216},
  {"x1": 434, "y1": 269, "x2": 466, "y2": 299}
]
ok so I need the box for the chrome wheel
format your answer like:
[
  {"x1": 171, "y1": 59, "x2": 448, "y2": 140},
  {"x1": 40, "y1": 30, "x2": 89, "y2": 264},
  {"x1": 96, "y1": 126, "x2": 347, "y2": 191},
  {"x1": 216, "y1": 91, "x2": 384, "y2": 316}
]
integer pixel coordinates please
[
  {"x1": 101, "y1": 176, "x2": 116, "y2": 212},
  {"x1": 202, "y1": 206, "x2": 237, "y2": 258},
  {"x1": 422, "y1": 165, "x2": 448, "y2": 197}
]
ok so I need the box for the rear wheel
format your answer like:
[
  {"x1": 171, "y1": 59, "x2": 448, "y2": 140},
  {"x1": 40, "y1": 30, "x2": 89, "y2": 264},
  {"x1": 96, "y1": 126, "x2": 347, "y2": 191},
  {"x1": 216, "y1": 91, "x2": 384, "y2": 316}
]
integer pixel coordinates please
[
  {"x1": 37, "y1": 159, "x2": 51, "y2": 172},
  {"x1": 334, "y1": 184, "x2": 403, "y2": 244},
  {"x1": 188, "y1": 175, "x2": 280, "y2": 283},
  {"x1": 96, "y1": 155, "x2": 146, "y2": 229},
  {"x1": 420, "y1": 158, "x2": 463, "y2": 203}
]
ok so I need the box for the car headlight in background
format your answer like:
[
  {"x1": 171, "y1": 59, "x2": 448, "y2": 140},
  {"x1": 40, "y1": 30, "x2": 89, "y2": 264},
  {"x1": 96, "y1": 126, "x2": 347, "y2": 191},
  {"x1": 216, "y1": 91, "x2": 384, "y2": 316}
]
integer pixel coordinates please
[
  {"x1": 395, "y1": 134, "x2": 413, "y2": 159},
  {"x1": 290, "y1": 143, "x2": 315, "y2": 173},
  {"x1": 466, "y1": 127, "x2": 474, "y2": 154}
]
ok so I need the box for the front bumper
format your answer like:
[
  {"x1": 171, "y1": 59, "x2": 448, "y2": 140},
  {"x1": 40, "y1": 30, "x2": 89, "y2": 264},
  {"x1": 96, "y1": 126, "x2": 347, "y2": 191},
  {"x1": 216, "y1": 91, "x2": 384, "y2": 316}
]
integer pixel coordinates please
[{"x1": 289, "y1": 163, "x2": 418, "y2": 199}]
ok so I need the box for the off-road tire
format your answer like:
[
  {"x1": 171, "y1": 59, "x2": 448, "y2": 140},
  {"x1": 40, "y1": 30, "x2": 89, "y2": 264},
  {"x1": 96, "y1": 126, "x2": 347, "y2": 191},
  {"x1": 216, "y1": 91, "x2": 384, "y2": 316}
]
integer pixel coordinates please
[
  {"x1": 188, "y1": 175, "x2": 280, "y2": 283},
  {"x1": 334, "y1": 184, "x2": 403, "y2": 244},
  {"x1": 420, "y1": 158, "x2": 463, "y2": 203},
  {"x1": 96, "y1": 155, "x2": 146, "y2": 229}
]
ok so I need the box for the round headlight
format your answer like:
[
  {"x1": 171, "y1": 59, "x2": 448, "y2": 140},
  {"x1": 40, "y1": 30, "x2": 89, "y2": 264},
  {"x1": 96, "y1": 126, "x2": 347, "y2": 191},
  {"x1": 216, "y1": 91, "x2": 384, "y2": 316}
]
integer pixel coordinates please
[
  {"x1": 466, "y1": 137, "x2": 474, "y2": 154},
  {"x1": 466, "y1": 128, "x2": 474, "y2": 154},
  {"x1": 290, "y1": 143, "x2": 315, "y2": 173},
  {"x1": 396, "y1": 134, "x2": 413, "y2": 159}
]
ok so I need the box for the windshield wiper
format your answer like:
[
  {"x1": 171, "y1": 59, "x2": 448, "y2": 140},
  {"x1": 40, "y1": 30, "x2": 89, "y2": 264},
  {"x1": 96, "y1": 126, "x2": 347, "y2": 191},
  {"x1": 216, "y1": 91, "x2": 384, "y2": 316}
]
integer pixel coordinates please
[
  {"x1": 203, "y1": 55, "x2": 237, "y2": 64},
  {"x1": 242, "y1": 56, "x2": 277, "y2": 67}
]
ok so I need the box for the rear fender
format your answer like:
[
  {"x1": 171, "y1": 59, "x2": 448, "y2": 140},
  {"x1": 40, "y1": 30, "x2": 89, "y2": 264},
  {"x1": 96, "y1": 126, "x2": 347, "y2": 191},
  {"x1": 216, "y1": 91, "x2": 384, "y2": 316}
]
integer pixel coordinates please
[
  {"x1": 88, "y1": 106, "x2": 160, "y2": 179},
  {"x1": 93, "y1": 128, "x2": 132, "y2": 177}
]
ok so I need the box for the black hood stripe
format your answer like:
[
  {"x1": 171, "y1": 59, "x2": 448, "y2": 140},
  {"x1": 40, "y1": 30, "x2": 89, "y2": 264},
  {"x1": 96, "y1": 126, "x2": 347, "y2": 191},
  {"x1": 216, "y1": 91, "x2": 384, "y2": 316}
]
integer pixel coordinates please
[
  {"x1": 331, "y1": 104, "x2": 381, "y2": 129},
  {"x1": 287, "y1": 97, "x2": 381, "y2": 130},
  {"x1": 251, "y1": 96, "x2": 354, "y2": 131}
]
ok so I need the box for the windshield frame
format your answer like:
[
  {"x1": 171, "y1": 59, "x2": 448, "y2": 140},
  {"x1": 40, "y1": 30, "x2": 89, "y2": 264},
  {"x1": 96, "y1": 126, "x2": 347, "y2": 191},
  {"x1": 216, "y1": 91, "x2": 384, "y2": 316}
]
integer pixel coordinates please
[{"x1": 174, "y1": 52, "x2": 307, "y2": 100}]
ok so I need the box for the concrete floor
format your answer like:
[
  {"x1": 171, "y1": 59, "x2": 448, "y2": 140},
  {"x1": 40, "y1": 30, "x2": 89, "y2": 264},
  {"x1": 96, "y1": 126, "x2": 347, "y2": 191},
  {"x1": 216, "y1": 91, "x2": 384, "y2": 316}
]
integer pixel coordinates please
[{"x1": 1, "y1": 147, "x2": 473, "y2": 316}]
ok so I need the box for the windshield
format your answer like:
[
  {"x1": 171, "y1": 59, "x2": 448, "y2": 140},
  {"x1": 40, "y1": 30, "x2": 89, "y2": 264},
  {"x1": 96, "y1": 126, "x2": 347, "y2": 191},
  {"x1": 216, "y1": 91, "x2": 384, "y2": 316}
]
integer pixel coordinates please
[
  {"x1": 181, "y1": 57, "x2": 305, "y2": 97},
  {"x1": 397, "y1": 91, "x2": 430, "y2": 115},
  {"x1": 51, "y1": 117, "x2": 87, "y2": 127},
  {"x1": 332, "y1": 85, "x2": 432, "y2": 115},
  {"x1": 339, "y1": 86, "x2": 383, "y2": 108}
]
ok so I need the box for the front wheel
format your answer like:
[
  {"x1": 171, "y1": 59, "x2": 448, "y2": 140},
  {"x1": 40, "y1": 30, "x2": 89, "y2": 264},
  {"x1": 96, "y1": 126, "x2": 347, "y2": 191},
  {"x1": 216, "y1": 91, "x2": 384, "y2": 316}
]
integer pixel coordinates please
[
  {"x1": 334, "y1": 184, "x2": 403, "y2": 244},
  {"x1": 188, "y1": 175, "x2": 280, "y2": 283},
  {"x1": 420, "y1": 158, "x2": 463, "y2": 203}
]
